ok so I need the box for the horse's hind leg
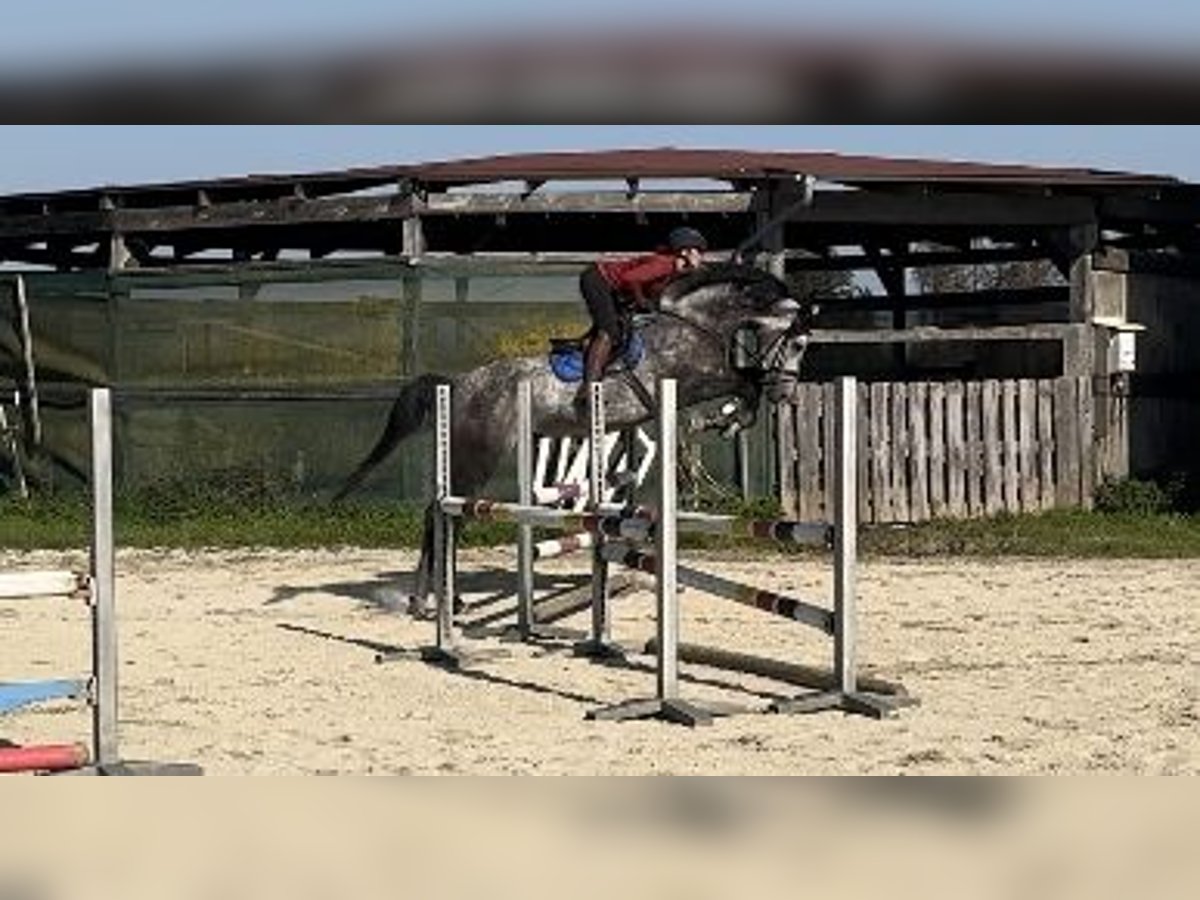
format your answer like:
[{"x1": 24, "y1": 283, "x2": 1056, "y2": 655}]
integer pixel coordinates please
[
  {"x1": 409, "y1": 501, "x2": 466, "y2": 619},
  {"x1": 409, "y1": 502, "x2": 436, "y2": 618}
]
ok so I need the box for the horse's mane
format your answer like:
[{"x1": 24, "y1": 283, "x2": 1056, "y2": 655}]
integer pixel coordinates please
[{"x1": 662, "y1": 263, "x2": 790, "y2": 308}]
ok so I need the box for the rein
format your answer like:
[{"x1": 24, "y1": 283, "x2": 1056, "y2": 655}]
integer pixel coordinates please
[{"x1": 651, "y1": 306, "x2": 808, "y2": 386}]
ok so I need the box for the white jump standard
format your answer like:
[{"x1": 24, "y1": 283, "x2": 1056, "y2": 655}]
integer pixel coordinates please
[
  {"x1": 586, "y1": 378, "x2": 715, "y2": 726},
  {"x1": 1, "y1": 390, "x2": 201, "y2": 774},
  {"x1": 590, "y1": 376, "x2": 907, "y2": 724},
  {"x1": 420, "y1": 374, "x2": 910, "y2": 725}
]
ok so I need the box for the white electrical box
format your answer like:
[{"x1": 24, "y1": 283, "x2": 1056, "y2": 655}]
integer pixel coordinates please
[
  {"x1": 1094, "y1": 318, "x2": 1145, "y2": 375},
  {"x1": 1113, "y1": 330, "x2": 1138, "y2": 374}
]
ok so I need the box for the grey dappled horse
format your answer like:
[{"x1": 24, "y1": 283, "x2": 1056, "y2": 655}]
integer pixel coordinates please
[{"x1": 335, "y1": 264, "x2": 814, "y2": 615}]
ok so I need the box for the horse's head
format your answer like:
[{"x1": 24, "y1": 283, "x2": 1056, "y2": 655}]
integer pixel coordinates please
[{"x1": 660, "y1": 263, "x2": 812, "y2": 403}]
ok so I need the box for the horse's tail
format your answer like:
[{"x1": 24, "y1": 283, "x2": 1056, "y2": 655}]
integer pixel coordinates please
[{"x1": 332, "y1": 373, "x2": 452, "y2": 502}]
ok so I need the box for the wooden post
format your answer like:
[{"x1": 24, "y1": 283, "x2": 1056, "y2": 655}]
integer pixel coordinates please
[{"x1": 15, "y1": 275, "x2": 42, "y2": 447}]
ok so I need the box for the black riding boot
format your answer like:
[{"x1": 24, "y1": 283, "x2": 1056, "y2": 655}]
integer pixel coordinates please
[{"x1": 575, "y1": 331, "x2": 614, "y2": 414}]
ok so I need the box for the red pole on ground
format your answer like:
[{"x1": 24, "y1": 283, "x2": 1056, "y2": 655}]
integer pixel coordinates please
[{"x1": 0, "y1": 743, "x2": 90, "y2": 774}]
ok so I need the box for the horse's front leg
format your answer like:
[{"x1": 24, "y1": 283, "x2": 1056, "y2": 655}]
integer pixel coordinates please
[
  {"x1": 688, "y1": 382, "x2": 763, "y2": 438},
  {"x1": 725, "y1": 381, "x2": 763, "y2": 437}
]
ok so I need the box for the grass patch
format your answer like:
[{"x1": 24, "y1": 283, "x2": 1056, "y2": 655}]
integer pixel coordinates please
[
  {"x1": 861, "y1": 509, "x2": 1200, "y2": 559},
  {"x1": 2, "y1": 491, "x2": 1199, "y2": 558}
]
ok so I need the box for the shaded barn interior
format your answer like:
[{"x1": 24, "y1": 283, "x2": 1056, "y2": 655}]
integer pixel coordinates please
[{"x1": 1, "y1": 148, "x2": 1197, "y2": 516}]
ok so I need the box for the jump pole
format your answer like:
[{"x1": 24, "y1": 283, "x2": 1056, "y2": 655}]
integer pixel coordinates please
[{"x1": 588, "y1": 379, "x2": 713, "y2": 727}]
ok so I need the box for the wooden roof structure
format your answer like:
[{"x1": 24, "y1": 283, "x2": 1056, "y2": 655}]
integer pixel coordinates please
[{"x1": 0, "y1": 147, "x2": 1196, "y2": 275}]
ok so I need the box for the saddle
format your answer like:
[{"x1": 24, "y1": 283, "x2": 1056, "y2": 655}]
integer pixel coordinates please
[
  {"x1": 549, "y1": 332, "x2": 646, "y2": 384},
  {"x1": 548, "y1": 315, "x2": 651, "y2": 384}
]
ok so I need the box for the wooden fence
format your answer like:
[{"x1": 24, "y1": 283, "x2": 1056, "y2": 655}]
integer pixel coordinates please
[{"x1": 777, "y1": 377, "x2": 1099, "y2": 524}]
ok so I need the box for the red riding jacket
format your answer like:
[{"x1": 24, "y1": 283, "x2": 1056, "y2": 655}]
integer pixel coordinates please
[{"x1": 595, "y1": 252, "x2": 679, "y2": 309}]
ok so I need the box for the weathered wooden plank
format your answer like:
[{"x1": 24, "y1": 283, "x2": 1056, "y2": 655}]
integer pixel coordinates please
[
  {"x1": 909, "y1": 382, "x2": 930, "y2": 522},
  {"x1": 776, "y1": 399, "x2": 798, "y2": 520},
  {"x1": 928, "y1": 382, "x2": 947, "y2": 518},
  {"x1": 945, "y1": 381, "x2": 967, "y2": 518},
  {"x1": 815, "y1": 286, "x2": 1068, "y2": 313},
  {"x1": 1078, "y1": 376, "x2": 1096, "y2": 509},
  {"x1": 822, "y1": 382, "x2": 837, "y2": 521},
  {"x1": 890, "y1": 382, "x2": 911, "y2": 523},
  {"x1": 1037, "y1": 379, "x2": 1056, "y2": 511},
  {"x1": 1055, "y1": 377, "x2": 1081, "y2": 508},
  {"x1": 869, "y1": 382, "x2": 890, "y2": 525},
  {"x1": 857, "y1": 382, "x2": 871, "y2": 524},
  {"x1": 796, "y1": 386, "x2": 816, "y2": 520},
  {"x1": 792, "y1": 386, "x2": 811, "y2": 520},
  {"x1": 982, "y1": 380, "x2": 1004, "y2": 516},
  {"x1": 789, "y1": 387, "x2": 808, "y2": 519},
  {"x1": 806, "y1": 323, "x2": 1076, "y2": 346},
  {"x1": 1001, "y1": 380, "x2": 1020, "y2": 514},
  {"x1": 965, "y1": 381, "x2": 984, "y2": 517},
  {"x1": 1018, "y1": 380, "x2": 1038, "y2": 513},
  {"x1": 790, "y1": 246, "x2": 1057, "y2": 273}
]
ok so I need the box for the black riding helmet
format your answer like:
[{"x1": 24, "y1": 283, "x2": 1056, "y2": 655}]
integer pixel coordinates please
[{"x1": 667, "y1": 226, "x2": 708, "y2": 253}]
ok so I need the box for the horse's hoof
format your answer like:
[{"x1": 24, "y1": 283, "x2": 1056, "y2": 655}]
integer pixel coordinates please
[{"x1": 407, "y1": 597, "x2": 435, "y2": 620}]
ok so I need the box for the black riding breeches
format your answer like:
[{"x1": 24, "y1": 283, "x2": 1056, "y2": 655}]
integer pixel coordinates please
[{"x1": 580, "y1": 265, "x2": 624, "y2": 342}]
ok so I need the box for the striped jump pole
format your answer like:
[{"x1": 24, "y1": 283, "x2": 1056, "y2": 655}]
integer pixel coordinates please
[
  {"x1": 533, "y1": 531, "x2": 596, "y2": 562},
  {"x1": 588, "y1": 379, "x2": 713, "y2": 727},
  {"x1": 531, "y1": 483, "x2": 585, "y2": 506},
  {"x1": 0, "y1": 743, "x2": 90, "y2": 775},
  {"x1": 599, "y1": 543, "x2": 835, "y2": 635},
  {"x1": 445, "y1": 497, "x2": 831, "y2": 548}
]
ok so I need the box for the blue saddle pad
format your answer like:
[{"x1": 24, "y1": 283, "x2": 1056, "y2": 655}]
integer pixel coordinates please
[{"x1": 549, "y1": 333, "x2": 645, "y2": 384}]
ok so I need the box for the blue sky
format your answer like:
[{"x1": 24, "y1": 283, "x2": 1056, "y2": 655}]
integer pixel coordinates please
[{"x1": 1, "y1": 127, "x2": 1198, "y2": 197}]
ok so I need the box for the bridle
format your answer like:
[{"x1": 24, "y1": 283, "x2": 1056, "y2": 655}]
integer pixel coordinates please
[{"x1": 651, "y1": 303, "x2": 810, "y2": 389}]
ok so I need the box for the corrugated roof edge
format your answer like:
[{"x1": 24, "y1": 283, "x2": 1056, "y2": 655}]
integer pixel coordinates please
[{"x1": 0, "y1": 147, "x2": 1182, "y2": 208}]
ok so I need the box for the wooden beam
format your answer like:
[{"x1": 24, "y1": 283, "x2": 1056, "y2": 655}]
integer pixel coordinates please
[
  {"x1": 0, "y1": 210, "x2": 108, "y2": 241},
  {"x1": 817, "y1": 286, "x2": 1068, "y2": 313},
  {"x1": 806, "y1": 323, "x2": 1078, "y2": 345},
  {"x1": 1042, "y1": 224, "x2": 1100, "y2": 281},
  {"x1": 1094, "y1": 248, "x2": 1200, "y2": 278},
  {"x1": 1099, "y1": 192, "x2": 1200, "y2": 227},
  {"x1": 785, "y1": 244, "x2": 1048, "y2": 272},
  {"x1": 0, "y1": 188, "x2": 1098, "y2": 245},
  {"x1": 789, "y1": 191, "x2": 1096, "y2": 228}
]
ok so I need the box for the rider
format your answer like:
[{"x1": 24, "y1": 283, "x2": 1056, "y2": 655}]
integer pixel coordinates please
[{"x1": 576, "y1": 227, "x2": 708, "y2": 407}]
